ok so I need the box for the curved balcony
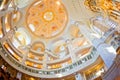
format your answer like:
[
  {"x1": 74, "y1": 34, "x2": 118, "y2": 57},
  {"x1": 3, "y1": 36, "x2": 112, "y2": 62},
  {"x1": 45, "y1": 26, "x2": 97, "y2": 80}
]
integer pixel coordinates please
[
  {"x1": 0, "y1": 43, "x2": 99, "y2": 78},
  {"x1": 0, "y1": 0, "x2": 100, "y2": 78}
]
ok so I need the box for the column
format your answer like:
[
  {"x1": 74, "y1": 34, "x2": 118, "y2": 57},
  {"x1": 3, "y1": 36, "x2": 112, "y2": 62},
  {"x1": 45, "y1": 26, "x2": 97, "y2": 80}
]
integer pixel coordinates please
[
  {"x1": 43, "y1": 52, "x2": 48, "y2": 69},
  {"x1": 77, "y1": 21, "x2": 117, "y2": 69},
  {"x1": 92, "y1": 38, "x2": 116, "y2": 69},
  {"x1": 21, "y1": 47, "x2": 29, "y2": 64},
  {"x1": 66, "y1": 39, "x2": 76, "y2": 62}
]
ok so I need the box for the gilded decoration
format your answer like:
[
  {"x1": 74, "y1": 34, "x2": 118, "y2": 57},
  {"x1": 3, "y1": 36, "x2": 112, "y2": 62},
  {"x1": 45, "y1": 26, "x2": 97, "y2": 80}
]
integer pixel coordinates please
[{"x1": 26, "y1": 0, "x2": 68, "y2": 39}]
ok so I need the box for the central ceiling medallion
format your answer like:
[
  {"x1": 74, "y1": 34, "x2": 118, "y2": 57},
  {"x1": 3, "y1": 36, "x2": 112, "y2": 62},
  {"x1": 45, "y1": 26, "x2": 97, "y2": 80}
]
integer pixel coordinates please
[
  {"x1": 43, "y1": 11, "x2": 54, "y2": 21},
  {"x1": 26, "y1": 0, "x2": 68, "y2": 39}
]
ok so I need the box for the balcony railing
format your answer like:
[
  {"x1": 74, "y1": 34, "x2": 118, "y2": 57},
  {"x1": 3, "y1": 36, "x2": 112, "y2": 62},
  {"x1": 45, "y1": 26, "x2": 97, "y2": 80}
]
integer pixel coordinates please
[{"x1": 0, "y1": 43, "x2": 99, "y2": 78}]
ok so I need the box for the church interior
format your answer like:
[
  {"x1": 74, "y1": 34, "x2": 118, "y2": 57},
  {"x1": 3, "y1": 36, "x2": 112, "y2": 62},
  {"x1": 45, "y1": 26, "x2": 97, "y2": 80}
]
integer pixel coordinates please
[{"x1": 0, "y1": 0, "x2": 120, "y2": 80}]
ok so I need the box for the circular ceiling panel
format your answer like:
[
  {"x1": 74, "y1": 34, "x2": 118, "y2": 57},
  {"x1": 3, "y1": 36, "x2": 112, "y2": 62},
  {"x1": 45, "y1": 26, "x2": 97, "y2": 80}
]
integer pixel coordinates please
[{"x1": 26, "y1": 0, "x2": 68, "y2": 39}]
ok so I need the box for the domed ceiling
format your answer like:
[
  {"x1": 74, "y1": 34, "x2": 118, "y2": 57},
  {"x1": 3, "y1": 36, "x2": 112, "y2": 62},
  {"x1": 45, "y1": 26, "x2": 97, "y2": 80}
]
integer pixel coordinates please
[
  {"x1": 1, "y1": 0, "x2": 120, "y2": 79},
  {"x1": 26, "y1": 0, "x2": 68, "y2": 38},
  {"x1": 0, "y1": 0, "x2": 95, "y2": 78}
]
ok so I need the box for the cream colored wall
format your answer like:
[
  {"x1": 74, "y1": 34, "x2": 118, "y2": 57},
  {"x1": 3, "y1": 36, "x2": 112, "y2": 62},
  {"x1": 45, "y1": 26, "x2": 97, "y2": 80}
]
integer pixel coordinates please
[{"x1": 62, "y1": 0, "x2": 96, "y2": 21}]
